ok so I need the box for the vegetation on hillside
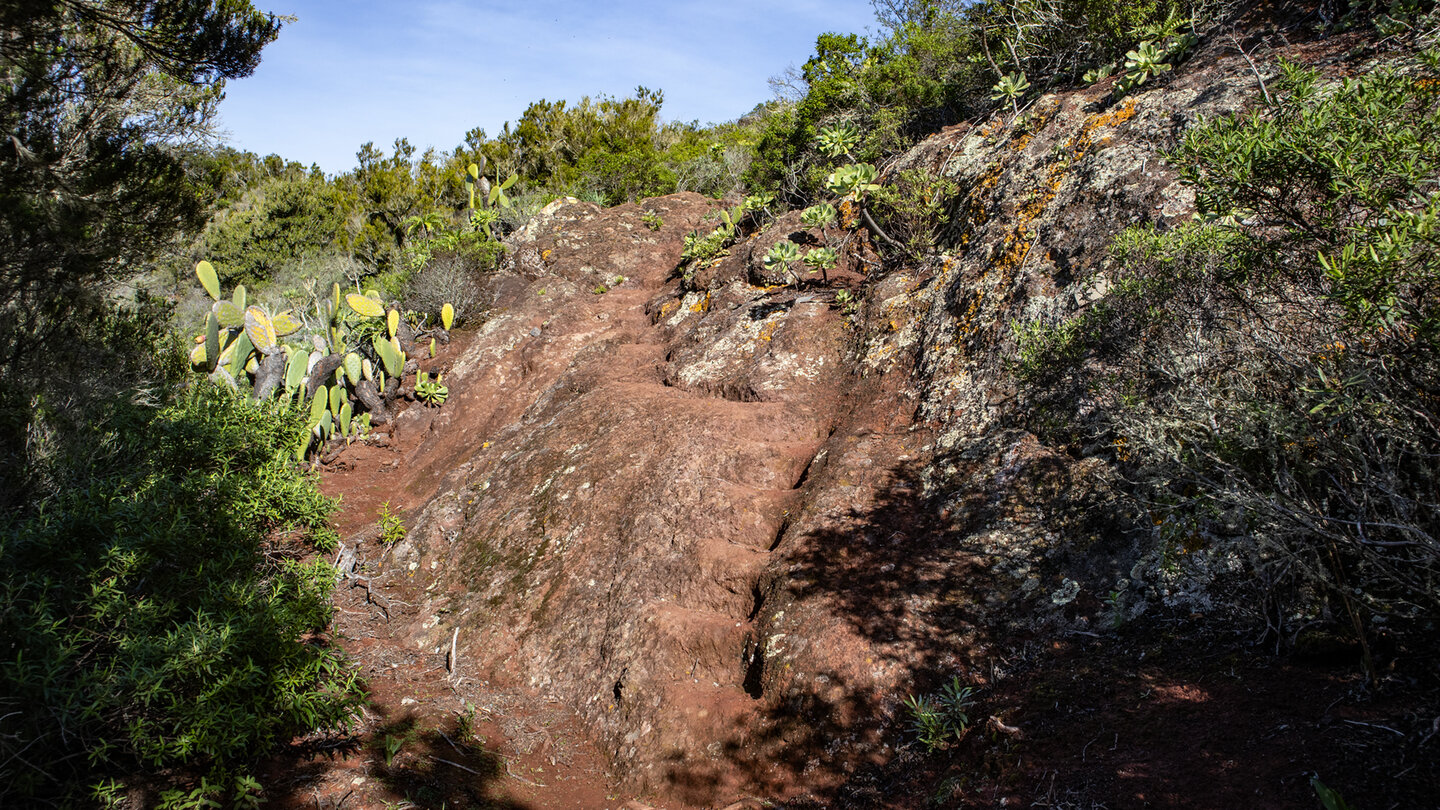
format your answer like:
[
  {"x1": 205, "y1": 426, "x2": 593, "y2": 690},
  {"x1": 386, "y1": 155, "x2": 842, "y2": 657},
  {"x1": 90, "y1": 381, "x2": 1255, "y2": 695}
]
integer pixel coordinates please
[
  {"x1": 2, "y1": 0, "x2": 1437, "y2": 803},
  {"x1": 0, "y1": 2, "x2": 362, "y2": 804},
  {"x1": 1015, "y1": 44, "x2": 1440, "y2": 676}
]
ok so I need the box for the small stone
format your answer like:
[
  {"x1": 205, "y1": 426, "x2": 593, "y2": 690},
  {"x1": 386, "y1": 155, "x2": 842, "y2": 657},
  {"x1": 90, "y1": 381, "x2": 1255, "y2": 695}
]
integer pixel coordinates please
[{"x1": 530, "y1": 327, "x2": 542, "y2": 337}]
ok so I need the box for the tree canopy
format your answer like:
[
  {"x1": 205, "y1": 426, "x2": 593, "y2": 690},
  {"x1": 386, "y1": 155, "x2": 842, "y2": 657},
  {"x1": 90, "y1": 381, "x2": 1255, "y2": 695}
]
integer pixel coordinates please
[{"x1": 0, "y1": 0, "x2": 281, "y2": 469}]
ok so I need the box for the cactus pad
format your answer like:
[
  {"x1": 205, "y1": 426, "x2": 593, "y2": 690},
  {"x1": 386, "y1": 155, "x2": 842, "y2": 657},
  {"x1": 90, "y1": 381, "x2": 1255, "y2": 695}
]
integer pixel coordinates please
[
  {"x1": 309, "y1": 387, "x2": 328, "y2": 424},
  {"x1": 196, "y1": 260, "x2": 220, "y2": 301},
  {"x1": 346, "y1": 293, "x2": 384, "y2": 318},
  {"x1": 374, "y1": 335, "x2": 403, "y2": 377},
  {"x1": 343, "y1": 352, "x2": 362, "y2": 385},
  {"x1": 244, "y1": 306, "x2": 278, "y2": 353},
  {"x1": 271, "y1": 310, "x2": 303, "y2": 337},
  {"x1": 229, "y1": 330, "x2": 253, "y2": 379},
  {"x1": 441, "y1": 303, "x2": 454, "y2": 330},
  {"x1": 203, "y1": 312, "x2": 220, "y2": 373},
  {"x1": 285, "y1": 350, "x2": 307, "y2": 394},
  {"x1": 215, "y1": 299, "x2": 244, "y2": 329}
]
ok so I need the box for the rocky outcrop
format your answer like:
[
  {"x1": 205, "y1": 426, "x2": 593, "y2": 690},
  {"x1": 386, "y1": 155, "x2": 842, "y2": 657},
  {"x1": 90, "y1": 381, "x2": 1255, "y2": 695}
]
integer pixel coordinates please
[{"x1": 356, "y1": 29, "x2": 1322, "y2": 805}]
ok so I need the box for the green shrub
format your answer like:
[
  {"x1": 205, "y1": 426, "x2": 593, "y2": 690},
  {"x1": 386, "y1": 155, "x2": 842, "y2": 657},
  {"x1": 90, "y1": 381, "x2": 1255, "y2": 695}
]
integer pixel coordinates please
[
  {"x1": 200, "y1": 173, "x2": 350, "y2": 287},
  {"x1": 903, "y1": 676, "x2": 976, "y2": 751},
  {"x1": 0, "y1": 382, "x2": 362, "y2": 803},
  {"x1": 746, "y1": 0, "x2": 1204, "y2": 203}
]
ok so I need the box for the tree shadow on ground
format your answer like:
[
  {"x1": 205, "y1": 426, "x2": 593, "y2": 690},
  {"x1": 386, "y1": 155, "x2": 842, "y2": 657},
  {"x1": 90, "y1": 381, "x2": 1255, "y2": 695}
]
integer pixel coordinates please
[
  {"x1": 657, "y1": 430, "x2": 1436, "y2": 808},
  {"x1": 267, "y1": 704, "x2": 528, "y2": 810}
]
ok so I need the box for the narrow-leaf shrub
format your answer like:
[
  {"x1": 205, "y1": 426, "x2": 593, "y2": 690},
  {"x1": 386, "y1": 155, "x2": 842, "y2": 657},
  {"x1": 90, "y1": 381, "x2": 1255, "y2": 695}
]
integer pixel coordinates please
[{"x1": 0, "y1": 382, "x2": 362, "y2": 803}]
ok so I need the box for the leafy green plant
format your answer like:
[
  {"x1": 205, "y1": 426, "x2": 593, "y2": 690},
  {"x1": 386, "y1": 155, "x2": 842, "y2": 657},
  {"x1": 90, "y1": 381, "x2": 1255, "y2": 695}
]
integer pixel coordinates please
[
  {"x1": 817, "y1": 122, "x2": 861, "y2": 158},
  {"x1": 903, "y1": 677, "x2": 976, "y2": 752},
  {"x1": 378, "y1": 500, "x2": 407, "y2": 545},
  {"x1": 802, "y1": 201, "x2": 838, "y2": 228},
  {"x1": 826, "y1": 163, "x2": 881, "y2": 199},
  {"x1": 803, "y1": 247, "x2": 839, "y2": 282},
  {"x1": 763, "y1": 240, "x2": 804, "y2": 284},
  {"x1": 641, "y1": 210, "x2": 664, "y2": 231},
  {"x1": 415, "y1": 372, "x2": 449, "y2": 406},
  {"x1": 1119, "y1": 41, "x2": 1172, "y2": 89},
  {"x1": 383, "y1": 733, "x2": 405, "y2": 767},
  {"x1": 1312, "y1": 777, "x2": 1356, "y2": 810},
  {"x1": 990, "y1": 71, "x2": 1031, "y2": 113},
  {"x1": 1083, "y1": 62, "x2": 1117, "y2": 84},
  {"x1": 0, "y1": 384, "x2": 360, "y2": 803}
]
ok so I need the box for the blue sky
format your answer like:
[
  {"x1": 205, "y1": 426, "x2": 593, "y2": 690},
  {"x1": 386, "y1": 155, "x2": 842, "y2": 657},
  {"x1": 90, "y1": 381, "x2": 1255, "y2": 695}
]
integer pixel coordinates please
[{"x1": 218, "y1": 0, "x2": 880, "y2": 175}]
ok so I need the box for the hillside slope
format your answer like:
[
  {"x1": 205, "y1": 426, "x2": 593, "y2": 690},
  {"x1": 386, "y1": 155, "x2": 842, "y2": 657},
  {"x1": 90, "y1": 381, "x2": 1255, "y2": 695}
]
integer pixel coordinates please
[{"x1": 314, "y1": 21, "x2": 1437, "y2": 809}]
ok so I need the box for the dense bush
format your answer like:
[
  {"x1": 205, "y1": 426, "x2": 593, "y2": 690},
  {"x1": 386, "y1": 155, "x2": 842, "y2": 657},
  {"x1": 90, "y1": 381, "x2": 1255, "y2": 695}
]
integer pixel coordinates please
[
  {"x1": 1014, "y1": 48, "x2": 1440, "y2": 665},
  {"x1": 466, "y1": 86, "x2": 755, "y2": 206},
  {"x1": 0, "y1": 381, "x2": 362, "y2": 804},
  {"x1": 200, "y1": 171, "x2": 350, "y2": 287}
]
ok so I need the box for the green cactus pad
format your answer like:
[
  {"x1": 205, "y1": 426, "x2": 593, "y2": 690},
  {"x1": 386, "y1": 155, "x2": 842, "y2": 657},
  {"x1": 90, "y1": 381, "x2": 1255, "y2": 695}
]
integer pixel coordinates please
[
  {"x1": 329, "y1": 385, "x2": 343, "y2": 415},
  {"x1": 271, "y1": 310, "x2": 303, "y2": 337},
  {"x1": 308, "y1": 386, "x2": 328, "y2": 424},
  {"x1": 339, "y1": 402, "x2": 352, "y2": 437},
  {"x1": 203, "y1": 312, "x2": 220, "y2": 373},
  {"x1": 343, "y1": 353, "x2": 362, "y2": 385},
  {"x1": 441, "y1": 303, "x2": 455, "y2": 330},
  {"x1": 362, "y1": 357, "x2": 374, "y2": 381},
  {"x1": 233, "y1": 284, "x2": 247, "y2": 310},
  {"x1": 189, "y1": 342, "x2": 208, "y2": 368},
  {"x1": 374, "y1": 335, "x2": 402, "y2": 377},
  {"x1": 285, "y1": 350, "x2": 307, "y2": 394},
  {"x1": 228, "y1": 330, "x2": 253, "y2": 379},
  {"x1": 196, "y1": 260, "x2": 220, "y2": 301},
  {"x1": 430, "y1": 338, "x2": 436, "y2": 358},
  {"x1": 387, "y1": 308, "x2": 399, "y2": 338},
  {"x1": 214, "y1": 299, "x2": 244, "y2": 329},
  {"x1": 244, "y1": 306, "x2": 278, "y2": 353},
  {"x1": 346, "y1": 293, "x2": 384, "y2": 318}
]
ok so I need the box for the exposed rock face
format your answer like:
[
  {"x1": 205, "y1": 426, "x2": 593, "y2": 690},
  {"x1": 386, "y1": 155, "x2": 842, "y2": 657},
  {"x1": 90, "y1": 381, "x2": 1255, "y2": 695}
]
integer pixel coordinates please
[{"x1": 370, "y1": 35, "x2": 1295, "y2": 804}]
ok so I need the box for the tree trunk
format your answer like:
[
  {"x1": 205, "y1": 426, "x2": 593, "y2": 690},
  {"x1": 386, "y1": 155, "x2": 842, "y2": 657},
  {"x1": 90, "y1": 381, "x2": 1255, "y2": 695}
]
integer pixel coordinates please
[
  {"x1": 354, "y1": 379, "x2": 390, "y2": 425},
  {"x1": 252, "y1": 350, "x2": 287, "y2": 402},
  {"x1": 306, "y1": 354, "x2": 344, "y2": 398}
]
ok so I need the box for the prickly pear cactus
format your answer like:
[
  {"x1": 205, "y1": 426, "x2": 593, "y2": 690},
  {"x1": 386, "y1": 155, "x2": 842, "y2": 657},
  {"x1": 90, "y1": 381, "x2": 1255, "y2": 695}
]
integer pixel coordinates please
[
  {"x1": 348, "y1": 293, "x2": 383, "y2": 318},
  {"x1": 196, "y1": 261, "x2": 220, "y2": 301},
  {"x1": 343, "y1": 353, "x2": 362, "y2": 386},
  {"x1": 271, "y1": 310, "x2": 303, "y2": 337},
  {"x1": 243, "y1": 306, "x2": 278, "y2": 354}
]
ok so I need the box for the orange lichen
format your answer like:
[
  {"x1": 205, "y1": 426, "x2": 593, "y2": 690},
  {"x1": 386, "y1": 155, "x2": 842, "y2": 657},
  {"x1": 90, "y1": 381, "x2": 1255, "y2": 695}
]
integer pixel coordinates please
[
  {"x1": 955, "y1": 99, "x2": 1138, "y2": 345},
  {"x1": 690, "y1": 292, "x2": 711, "y2": 313}
]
